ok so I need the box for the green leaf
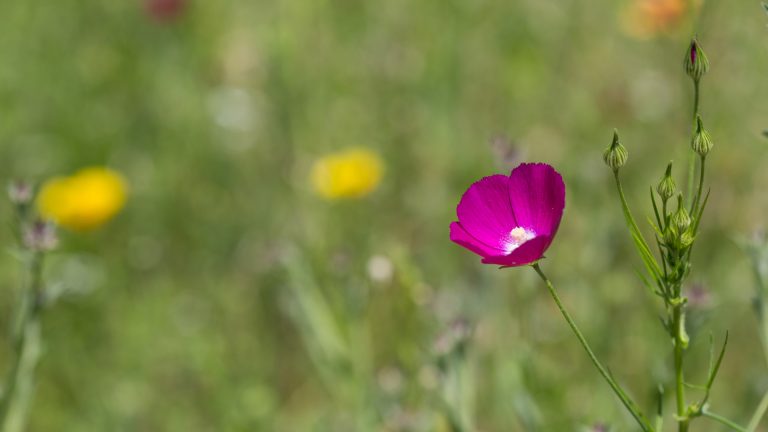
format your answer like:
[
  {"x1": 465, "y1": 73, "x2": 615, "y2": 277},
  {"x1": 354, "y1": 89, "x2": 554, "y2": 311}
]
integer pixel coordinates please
[{"x1": 706, "y1": 331, "x2": 729, "y2": 391}]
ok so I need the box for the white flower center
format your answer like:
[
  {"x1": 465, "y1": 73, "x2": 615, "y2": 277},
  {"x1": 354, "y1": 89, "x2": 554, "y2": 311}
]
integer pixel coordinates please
[{"x1": 502, "y1": 227, "x2": 535, "y2": 254}]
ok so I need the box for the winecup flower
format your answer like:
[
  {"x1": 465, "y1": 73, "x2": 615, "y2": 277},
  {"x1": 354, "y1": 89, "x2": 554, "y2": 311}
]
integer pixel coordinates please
[
  {"x1": 449, "y1": 163, "x2": 565, "y2": 267},
  {"x1": 37, "y1": 167, "x2": 127, "y2": 231},
  {"x1": 310, "y1": 148, "x2": 383, "y2": 200}
]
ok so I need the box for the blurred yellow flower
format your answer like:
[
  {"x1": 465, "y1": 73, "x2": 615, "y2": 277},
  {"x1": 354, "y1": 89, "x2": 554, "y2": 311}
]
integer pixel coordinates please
[
  {"x1": 621, "y1": 0, "x2": 694, "y2": 39},
  {"x1": 37, "y1": 167, "x2": 127, "y2": 231},
  {"x1": 310, "y1": 148, "x2": 383, "y2": 200}
]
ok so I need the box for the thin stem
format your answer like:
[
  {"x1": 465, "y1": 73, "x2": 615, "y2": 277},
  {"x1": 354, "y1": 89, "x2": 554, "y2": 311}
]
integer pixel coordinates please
[
  {"x1": 702, "y1": 410, "x2": 748, "y2": 432},
  {"x1": 747, "y1": 386, "x2": 768, "y2": 432},
  {"x1": 693, "y1": 80, "x2": 700, "y2": 121},
  {"x1": 0, "y1": 252, "x2": 45, "y2": 432},
  {"x1": 532, "y1": 263, "x2": 654, "y2": 431},
  {"x1": 673, "y1": 304, "x2": 688, "y2": 432},
  {"x1": 686, "y1": 79, "x2": 700, "y2": 205},
  {"x1": 690, "y1": 156, "x2": 706, "y2": 216}
]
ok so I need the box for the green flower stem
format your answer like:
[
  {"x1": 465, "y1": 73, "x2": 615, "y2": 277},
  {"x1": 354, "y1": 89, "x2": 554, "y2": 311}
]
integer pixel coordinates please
[
  {"x1": 747, "y1": 247, "x2": 768, "y2": 431},
  {"x1": 686, "y1": 79, "x2": 701, "y2": 205},
  {"x1": 702, "y1": 409, "x2": 748, "y2": 432},
  {"x1": 746, "y1": 387, "x2": 768, "y2": 432},
  {"x1": 690, "y1": 156, "x2": 706, "y2": 216},
  {"x1": 0, "y1": 252, "x2": 45, "y2": 432},
  {"x1": 759, "y1": 301, "x2": 768, "y2": 369},
  {"x1": 672, "y1": 304, "x2": 689, "y2": 432},
  {"x1": 532, "y1": 263, "x2": 654, "y2": 431}
]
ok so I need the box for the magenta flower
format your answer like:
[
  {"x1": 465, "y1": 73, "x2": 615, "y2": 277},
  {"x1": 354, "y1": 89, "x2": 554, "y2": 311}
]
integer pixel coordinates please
[{"x1": 450, "y1": 163, "x2": 565, "y2": 267}]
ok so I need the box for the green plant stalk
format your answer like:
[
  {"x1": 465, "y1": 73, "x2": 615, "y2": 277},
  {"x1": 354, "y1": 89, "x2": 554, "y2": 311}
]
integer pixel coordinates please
[
  {"x1": 745, "y1": 246, "x2": 768, "y2": 431},
  {"x1": 0, "y1": 252, "x2": 45, "y2": 432},
  {"x1": 442, "y1": 352, "x2": 472, "y2": 432},
  {"x1": 532, "y1": 263, "x2": 654, "y2": 431},
  {"x1": 702, "y1": 410, "x2": 747, "y2": 432},
  {"x1": 759, "y1": 301, "x2": 768, "y2": 369},
  {"x1": 686, "y1": 79, "x2": 701, "y2": 205},
  {"x1": 690, "y1": 156, "x2": 706, "y2": 216},
  {"x1": 673, "y1": 304, "x2": 689, "y2": 432},
  {"x1": 747, "y1": 387, "x2": 768, "y2": 432},
  {"x1": 746, "y1": 309, "x2": 768, "y2": 432}
]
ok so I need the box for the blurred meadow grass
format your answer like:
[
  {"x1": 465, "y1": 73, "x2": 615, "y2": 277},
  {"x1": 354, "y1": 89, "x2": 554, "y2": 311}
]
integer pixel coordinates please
[{"x1": 0, "y1": 0, "x2": 768, "y2": 430}]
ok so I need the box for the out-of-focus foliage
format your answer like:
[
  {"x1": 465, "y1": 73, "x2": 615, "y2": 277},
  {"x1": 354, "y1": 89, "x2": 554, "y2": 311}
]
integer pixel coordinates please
[{"x1": 0, "y1": 0, "x2": 767, "y2": 430}]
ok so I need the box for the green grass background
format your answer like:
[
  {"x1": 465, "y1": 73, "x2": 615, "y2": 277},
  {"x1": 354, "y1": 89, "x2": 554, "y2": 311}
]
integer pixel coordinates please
[{"x1": 0, "y1": 0, "x2": 767, "y2": 430}]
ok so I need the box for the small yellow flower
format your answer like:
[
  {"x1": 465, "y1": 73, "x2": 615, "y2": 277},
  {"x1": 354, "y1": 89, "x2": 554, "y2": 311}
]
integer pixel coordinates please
[
  {"x1": 37, "y1": 167, "x2": 127, "y2": 231},
  {"x1": 310, "y1": 148, "x2": 383, "y2": 200}
]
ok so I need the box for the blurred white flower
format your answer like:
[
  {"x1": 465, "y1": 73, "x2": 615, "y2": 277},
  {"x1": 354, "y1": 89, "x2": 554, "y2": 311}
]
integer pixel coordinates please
[
  {"x1": 208, "y1": 86, "x2": 258, "y2": 133},
  {"x1": 367, "y1": 254, "x2": 394, "y2": 283}
]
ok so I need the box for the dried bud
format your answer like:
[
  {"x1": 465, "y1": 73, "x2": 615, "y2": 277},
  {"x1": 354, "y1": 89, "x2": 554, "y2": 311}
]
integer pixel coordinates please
[
  {"x1": 23, "y1": 221, "x2": 58, "y2": 252},
  {"x1": 656, "y1": 162, "x2": 676, "y2": 202},
  {"x1": 691, "y1": 115, "x2": 713, "y2": 156},
  {"x1": 684, "y1": 38, "x2": 709, "y2": 82},
  {"x1": 671, "y1": 195, "x2": 692, "y2": 233},
  {"x1": 603, "y1": 130, "x2": 628, "y2": 171},
  {"x1": 7, "y1": 181, "x2": 33, "y2": 206}
]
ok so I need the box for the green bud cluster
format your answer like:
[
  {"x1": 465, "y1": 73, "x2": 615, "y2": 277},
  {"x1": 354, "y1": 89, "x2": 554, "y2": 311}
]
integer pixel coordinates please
[
  {"x1": 603, "y1": 130, "x2": 628, "y2": 171},
  {"x1": 664, "y1": 195, "x2": 695, "y2": 254},
  {"x1": 596, "y1": 38, "x2": 722, "y2": 431}
]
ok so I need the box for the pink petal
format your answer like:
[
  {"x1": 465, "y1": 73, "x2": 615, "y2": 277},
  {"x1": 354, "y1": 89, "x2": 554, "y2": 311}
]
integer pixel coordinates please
[
  {"x1": 481, "y1": 235, "x2": 552, "y2": 267},
  {"x1": 507, "y1": 163, "x2": 565, "y2": 237},
  {"x1": 449, "y1": 222, "x2": 502, "y2": 258},
  {"x1": 456, "y1": 175, "x2": 517, "y2": 250}
]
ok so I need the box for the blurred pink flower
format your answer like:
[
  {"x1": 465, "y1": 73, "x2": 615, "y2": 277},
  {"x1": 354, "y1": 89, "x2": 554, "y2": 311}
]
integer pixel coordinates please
[
  {"x1": 450, "y1": 163, "x2": 565, "y2": 267},
  {"x1": 145, "y1": 0, "x2": 186, "y2": 21}
]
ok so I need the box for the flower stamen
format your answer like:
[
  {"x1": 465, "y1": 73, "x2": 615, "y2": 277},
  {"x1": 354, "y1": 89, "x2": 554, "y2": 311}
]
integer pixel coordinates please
[{"x1": 503, "y1": 227, "x2": 535, "y2": 254}]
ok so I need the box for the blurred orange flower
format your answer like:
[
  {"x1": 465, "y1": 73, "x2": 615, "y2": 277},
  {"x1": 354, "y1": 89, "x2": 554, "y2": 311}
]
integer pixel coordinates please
[
  {"x1": 37, "y1": 167, "x2": 127, "y2": 231},
  {"x1": 622, "y1": 0, "x2": 696, "y2": 39}
]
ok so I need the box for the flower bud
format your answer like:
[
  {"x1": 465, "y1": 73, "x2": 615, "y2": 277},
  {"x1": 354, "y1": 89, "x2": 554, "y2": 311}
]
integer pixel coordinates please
[
  {"x1": 679, "y1": 230, "x2": 695, "y2": 249},
  {"x1": 684, "y1": 38, "x2": 709, "y2": 82},
  {"x1": 691, "y1": 115, "x2": 713, "y2": 156},
  {"x1": 663, "y1": 225, "x2": 678, "y2": 247},
  {"x1": 656, "y1": 162, "x2": 676, "y2": 202},
  {"x1": 603, "y1": 130, "x2": 628, "y2": 171},
  {"x1": 671, "y1": 195, "x2": 691, "y2": 233},
  {"x1": 7, "y1": 181, "x2": 33, "y2": 206},
  {"x1": 23, "y1": 220, "x2": 58, "y2": 252}
]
